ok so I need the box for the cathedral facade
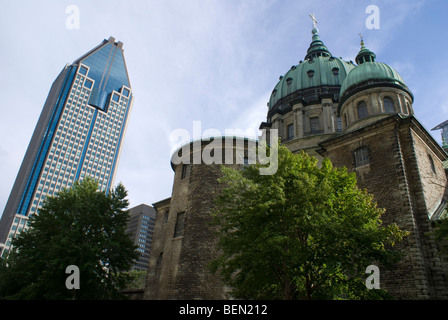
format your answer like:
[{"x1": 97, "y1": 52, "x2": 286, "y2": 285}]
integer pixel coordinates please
[{"x1": 144, "y1": 24, "x2": 448, "y2": 299}]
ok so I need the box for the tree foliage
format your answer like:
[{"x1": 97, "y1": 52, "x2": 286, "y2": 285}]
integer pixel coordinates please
[
  {"x1": 210, "y1": 144, "x2": 408, "y2": 300},
  {"x1": 433, "y1": 216, "x2": 448, "y2": 256},
  {"x1": 0, "y1": 177, "x2": 138, "y2": 300}
]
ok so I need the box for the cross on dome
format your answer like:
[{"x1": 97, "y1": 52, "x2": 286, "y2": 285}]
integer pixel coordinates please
[{"x1": 309, "y1": 13, "x2": 318, "y2": 29}]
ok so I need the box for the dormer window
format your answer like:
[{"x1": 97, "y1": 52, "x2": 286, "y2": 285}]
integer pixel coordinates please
[
  {"x1": 307, "y1": 70, "x2": 315, "y2": 78},
  {"x1": 332, "y1": 67, "x2": 339, "y2": 76}
]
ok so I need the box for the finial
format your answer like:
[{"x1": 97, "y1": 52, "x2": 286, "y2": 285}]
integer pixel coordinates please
[
  {"x1": 359, "y1": 33, "x2": 365, "y2": 47},
  {"x1": 309, "y1": 13, "x2": 318, "y2": 30}
]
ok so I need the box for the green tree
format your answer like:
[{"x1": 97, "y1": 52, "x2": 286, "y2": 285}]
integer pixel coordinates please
[
  {"x1": 0, "y1": 177, "x2": 138, "y2": 300},
  {"x1": 433, "y1": 216, "x2": 448, "y2": 256},
  {"x1": 210, "y1": 144, "x2": 408, "y2": 300},
  {"x1": 118, "y1": 270, "x2": 147, "y2": 290}
]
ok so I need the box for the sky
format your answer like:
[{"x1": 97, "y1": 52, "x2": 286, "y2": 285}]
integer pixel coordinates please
[{"x1": 1, "y1": 0, "x2": 448, "y2": 215}]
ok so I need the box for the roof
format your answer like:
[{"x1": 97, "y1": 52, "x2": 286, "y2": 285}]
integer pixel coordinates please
[
  {"x1": 269, "y1": 56, "x2": 355, "y2": 110},
  {"x1": 268, "y1": 28, "x2": 355, "y2": 111},
  {"x1": 340, "y1": 61, "x2": 408, "y2": 98}
]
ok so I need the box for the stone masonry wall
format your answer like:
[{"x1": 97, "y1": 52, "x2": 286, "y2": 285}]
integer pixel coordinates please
[
  {"x1": 145, "y1": 138, "x2": 250, "y2": 300},
  {"x1": 319, "y1": 116, "x2": 448, "y2": 299}
]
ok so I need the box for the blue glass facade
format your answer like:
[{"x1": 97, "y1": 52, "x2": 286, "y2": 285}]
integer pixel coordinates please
[
  {"x1": 17, "y1": 66, "x2": 77, "y2": 216},
  {"x1": 81, "y1": 42, "x2": 130, "y2": 111}
]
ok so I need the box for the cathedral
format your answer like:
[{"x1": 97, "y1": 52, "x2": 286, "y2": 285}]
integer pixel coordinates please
[{"x1": 144, "y1": 20, "x2": 448, "y2": 299}]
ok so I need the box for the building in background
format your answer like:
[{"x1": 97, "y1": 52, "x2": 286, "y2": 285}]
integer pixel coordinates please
[
  {"x1": 126, "y1": 204, "x2": 156, "y2": 271},
  {"x1": 0, "y1": 37, "x2": 133, "y2": 256}
]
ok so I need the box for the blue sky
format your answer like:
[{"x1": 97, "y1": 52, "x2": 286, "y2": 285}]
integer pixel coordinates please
[{"x1": 0, "y1": 0, "x2": 447, "y2": 213}]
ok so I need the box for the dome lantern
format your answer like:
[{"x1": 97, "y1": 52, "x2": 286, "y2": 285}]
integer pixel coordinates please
[
  {"x1": 305, "y1": 14, "x2": 332, "y2": 60},
  {"x1": 355, "y1": 34, "x2": 376, "y2": 65}
]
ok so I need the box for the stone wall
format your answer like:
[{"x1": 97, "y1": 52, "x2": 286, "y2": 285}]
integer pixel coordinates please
[
  {"x1": 318, "y1": 115, "x2": 448, "y2": 299},
  {"x1": 145, "y1": 137, "x2": 250, "y2": 300}
]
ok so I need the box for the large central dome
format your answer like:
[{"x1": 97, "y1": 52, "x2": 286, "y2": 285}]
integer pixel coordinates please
[{"x1": 268, "y1": 27, "x2": 355, "y2": 113}]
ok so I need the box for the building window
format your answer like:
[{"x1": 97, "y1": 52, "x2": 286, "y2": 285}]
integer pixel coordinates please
[
  {"x1": 383, "y1": 96, "x2": 395, "y2": 113},
  {"x1": 79, "y1": 65, "x2": 88, "y2": 75},
  {"x1": 112, "y1": 93, "x2": 120, "y2": 103},
  {"x1": 122, "y1": 88, "x2": 130, "y2": 97},
  {"x1": 84, "y1": 79, "x2": 93, "y2": 89},
  {"x1": 332, "y1": 67, "x2": 339, "y2": 76},
  {"x1": 287, "y1": 123, "x2": 294, "y2": 140},
  {"x1": 354, "y1": 147, "x2": 369, "y2": 167},
  {"x1": 310, "y1": 117, "x2": 320, "y2": 134},
  {"x1": 357, "y1": 101, "x2": 368, "y2": 119},
  {"x1": 164, "y1": 211, "x2": 169, "y2": 223},
  {"x1": 336, "y1": 117, "x2": 342, "y2": 132},
  {"x1": 181, "y1": 164, "x2": 190, "y2": 179},
  {"x1": 428, "y1": 154, "x2": 436, "y2": 174},
  {"x1": 174, "y1": 212, "x2": 185, "y2": 238},
  {"x1": 156, "y1": 252, "x2": 163, "y2": 267}
]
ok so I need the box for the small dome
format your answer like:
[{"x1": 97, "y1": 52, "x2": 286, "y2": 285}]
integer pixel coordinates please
[
  {"x1": 339, "y1": 42, "x2": 413, "y2": 105},
  {"x1": 355, "y1": 39, "x2": 376, "y2": 65},
  {"x1": 339, "y1": 43, "x2": 413, "y2": 105},
  {"x1": 340, "y1": 61, "x2": 412, "y2": 104}
]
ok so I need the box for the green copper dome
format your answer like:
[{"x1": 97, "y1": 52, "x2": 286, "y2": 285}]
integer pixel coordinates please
[
  {"x1": 268, "y1": 28, "x2": 355, "y2": 111},
  {"x1": 340, "y1": 61, "x2": 408, "y2": 97},
  {"x1": 340, "y1": 42, "x2": 413, "y2": 104}
]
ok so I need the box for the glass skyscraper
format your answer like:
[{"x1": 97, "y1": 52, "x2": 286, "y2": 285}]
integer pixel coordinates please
[{"x1": 0, "y1": 37, "x2": 133, "y2": 256}]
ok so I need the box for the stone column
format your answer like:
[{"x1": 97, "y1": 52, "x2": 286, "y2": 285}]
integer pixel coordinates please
[{"x1": 293, "y1": 103, "x2": 304, "y2": 138}]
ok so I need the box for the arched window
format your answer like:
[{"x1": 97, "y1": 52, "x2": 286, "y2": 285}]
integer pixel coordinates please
[
  {"x1": 181, "y1": 164, "x2": 191, "y2": 179},
  {"x1": 357, "y1": 101, "x2": 368, "y2": 119},
  {"x1": 156, "y1": 252, "x2": 163, "y2": 267},
  {"x1": 383, "y1": 96, "x2": 395, "y2": 113},
  {"x1": 174, "y1": 212, "x2": 185, "y2": 238},
  {"x1": 354, "y1": 147, "x2": 369, "y2": 167},
  {"x1": 428, "y1": 154, "x2": 436, "y2": 174}
]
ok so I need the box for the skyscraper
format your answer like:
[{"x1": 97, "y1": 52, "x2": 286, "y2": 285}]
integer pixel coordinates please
[
  {"x1": 125, "y1": 204, "x2": 156, "y2": 271},
  {"x1": 0, "y1": 37, "x2": 133, "y2": 256}
]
